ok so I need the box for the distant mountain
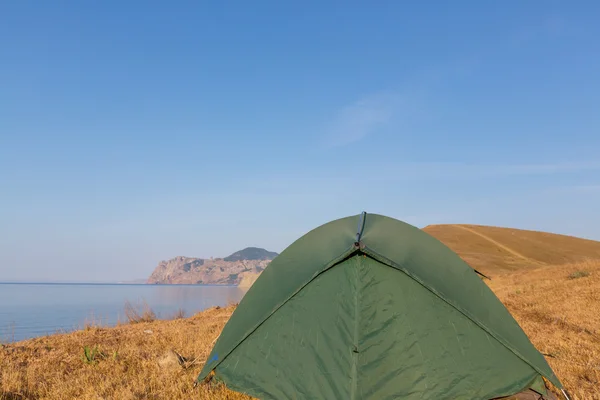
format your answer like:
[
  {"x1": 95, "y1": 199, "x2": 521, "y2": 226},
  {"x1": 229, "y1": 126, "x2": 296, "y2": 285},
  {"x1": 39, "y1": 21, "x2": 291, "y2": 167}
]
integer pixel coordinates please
[
  {"x1": 147, "y1": 247, "x2": 278, "y2": 285},
  {"x1": 223, "y1": 247, "x2": 279, "y2": 262}
]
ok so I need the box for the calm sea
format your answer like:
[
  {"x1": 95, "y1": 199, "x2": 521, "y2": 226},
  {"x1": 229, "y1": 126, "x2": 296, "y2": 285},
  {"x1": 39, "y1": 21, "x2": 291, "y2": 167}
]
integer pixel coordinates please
[{"x1": 0, "y1": 283, "x2": 247, "y2": 342}]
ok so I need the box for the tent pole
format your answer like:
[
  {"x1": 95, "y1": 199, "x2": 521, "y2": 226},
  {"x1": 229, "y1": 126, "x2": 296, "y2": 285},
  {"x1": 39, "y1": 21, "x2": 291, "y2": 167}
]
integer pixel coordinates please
[
  {"x1": 560, "y1": 389, "x2": 572, "y2": 400},
  {"x1": 355, "y1": 211, "x2": 367, "y2": 245}
]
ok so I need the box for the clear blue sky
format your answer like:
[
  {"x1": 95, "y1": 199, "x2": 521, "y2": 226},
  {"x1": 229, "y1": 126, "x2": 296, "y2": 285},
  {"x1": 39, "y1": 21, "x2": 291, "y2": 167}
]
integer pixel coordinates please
[{"x1": 1, "y1": 1, "x2": 599, "y2": 282}]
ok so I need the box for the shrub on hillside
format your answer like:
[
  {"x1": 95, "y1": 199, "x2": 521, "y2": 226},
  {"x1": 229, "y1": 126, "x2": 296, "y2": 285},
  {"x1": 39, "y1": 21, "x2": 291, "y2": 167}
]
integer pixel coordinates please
[{"x1": 568, "y1": 270, "x2": 590, "y2": 280}]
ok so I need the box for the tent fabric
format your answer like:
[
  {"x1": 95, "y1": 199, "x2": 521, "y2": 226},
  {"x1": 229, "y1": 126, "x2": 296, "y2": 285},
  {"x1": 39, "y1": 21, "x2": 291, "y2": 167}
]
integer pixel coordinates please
[
  {"x1": 198, "y1": 213, "x2": 562, "y2": 399},
  {"x1": 495, "y1": 388, "x2": 559, "y2": 400}
]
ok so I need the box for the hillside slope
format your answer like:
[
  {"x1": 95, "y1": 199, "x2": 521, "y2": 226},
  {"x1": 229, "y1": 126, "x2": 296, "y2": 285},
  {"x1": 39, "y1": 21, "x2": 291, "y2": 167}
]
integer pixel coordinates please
[
  {"x1": 224, "y1": 247, "x2": 279, "y2": 262},
  {"x1": 485, "y1": 261, "x2": 600, "y2": 397},
  {"x1": 424, "y1": 224, "x2": 600, "y2": 276}
]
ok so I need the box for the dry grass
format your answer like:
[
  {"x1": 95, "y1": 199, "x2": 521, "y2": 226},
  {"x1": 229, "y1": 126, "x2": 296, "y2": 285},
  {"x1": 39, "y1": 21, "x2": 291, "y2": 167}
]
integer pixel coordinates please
[
  {"x1": 123, "y1": 300, "x2": 157, "y2": 324},
  {"x1": 488, "y1": 260, "x2": 600, "y2": 399},
  {"x1": 169, "y1": 308, "x2": 186, "y2": 320},
  {"x1": 1, "y1": 262, "x2": 599, "y2": 399},
  {"x1": 0, "y1": 305, "x2": 250, "y2": 400},
  {"x1": 424, "y1": 224, "x2": 600, "y2": 276}
]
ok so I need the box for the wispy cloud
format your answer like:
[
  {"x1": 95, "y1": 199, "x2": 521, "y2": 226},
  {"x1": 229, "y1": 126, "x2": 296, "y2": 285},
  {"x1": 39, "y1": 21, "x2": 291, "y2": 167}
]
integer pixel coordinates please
[
  {"x1": 373, "y1": 161, "x2": 600, "y2": 181},
  {"x1": 492, "y1": 162, "x2": 600, "y2": 175},
  {"x1": 573, "y1": 185, "x2": 600, "y2": 193},
  {"x1": 236, "y1": 161, "x2": 600, "y2": 197},
  {"x1": 320, "y1": 54, "x2": 483, "y2": 149},
  {"x1": 288, "y1": 160, "x2": 600, "y2": 184},
  {"x1": 322, "y1": 91, "x2": 414, "y2": 148},
  {"x1": 551, "y1": 184, "x2": 600, "y2": 195}
]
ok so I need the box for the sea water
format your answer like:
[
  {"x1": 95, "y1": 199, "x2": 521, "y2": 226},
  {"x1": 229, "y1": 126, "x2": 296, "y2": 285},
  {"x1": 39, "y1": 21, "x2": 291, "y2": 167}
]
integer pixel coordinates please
[{"x1": 0, "y1": 283, "x2": 246, "y2": 342}]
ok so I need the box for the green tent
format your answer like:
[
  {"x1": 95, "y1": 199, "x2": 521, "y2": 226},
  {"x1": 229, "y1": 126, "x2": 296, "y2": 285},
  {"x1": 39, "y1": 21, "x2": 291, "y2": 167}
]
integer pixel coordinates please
[{"x1": 198, "y1": 212, "x2": 563, "y2": 399}]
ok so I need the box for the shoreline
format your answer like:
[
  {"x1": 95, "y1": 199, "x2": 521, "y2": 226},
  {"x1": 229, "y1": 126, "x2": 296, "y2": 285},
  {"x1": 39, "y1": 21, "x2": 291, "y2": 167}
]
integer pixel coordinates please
[
  {"x1": 0, "y1": 282, "x2": 243, "y2": 286},
  {"x1": 0, "y1": 285, "x2": 248, "y2": 344}
]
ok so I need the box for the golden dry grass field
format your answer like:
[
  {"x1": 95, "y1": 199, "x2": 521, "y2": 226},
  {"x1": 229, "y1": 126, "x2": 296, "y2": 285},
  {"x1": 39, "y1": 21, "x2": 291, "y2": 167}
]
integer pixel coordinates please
[
  {"x1": 424, "y1": 224, "x2": 600, "y2": 276},
  {"x1": 488, "y1": 260, "x2": 600, "y2": 399},
  {"x1": 1, "y1": 226, "x2": 599, "y2": 400}
]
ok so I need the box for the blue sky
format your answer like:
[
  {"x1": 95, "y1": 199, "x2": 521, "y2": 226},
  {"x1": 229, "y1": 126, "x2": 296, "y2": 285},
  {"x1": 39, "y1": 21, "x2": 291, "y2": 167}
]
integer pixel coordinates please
[{"x1": 1, "y1": 1, "x2": 599, "y2": 281}]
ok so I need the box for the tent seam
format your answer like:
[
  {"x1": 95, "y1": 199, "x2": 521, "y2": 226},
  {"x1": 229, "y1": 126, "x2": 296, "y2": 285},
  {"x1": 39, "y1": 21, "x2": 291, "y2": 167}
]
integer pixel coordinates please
[
  {"x1": 361, "y1": 246, "x2": 562, "y2": 390},
  {"x1": 350, "y1": 256, "x2": 360, "y2": 400},
  {"x1": 199, "y1": 245, "x2": 360, "y2": 379}
]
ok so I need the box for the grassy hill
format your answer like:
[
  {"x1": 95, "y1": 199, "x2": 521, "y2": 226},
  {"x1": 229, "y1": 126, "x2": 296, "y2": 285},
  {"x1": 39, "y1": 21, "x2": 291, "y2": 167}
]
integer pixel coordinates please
[
  {"x1": 424, "y1": 224, "x2": 600, "y2": 276},
  {"x1": 223, "y1": 247, "x2": 279, "y2": 262}
]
